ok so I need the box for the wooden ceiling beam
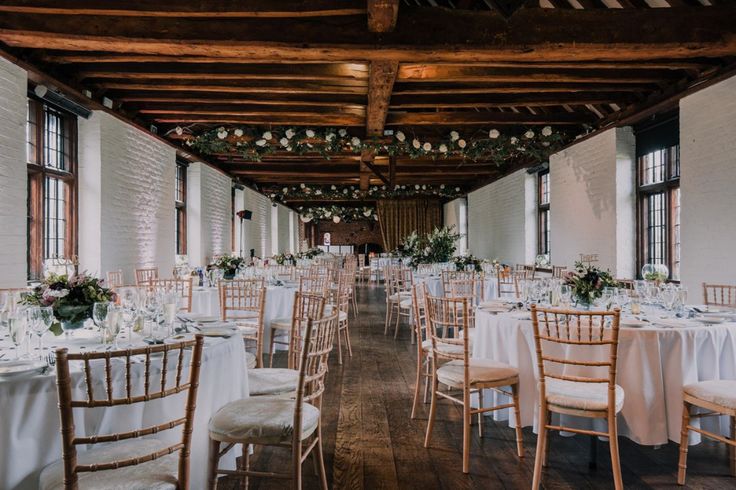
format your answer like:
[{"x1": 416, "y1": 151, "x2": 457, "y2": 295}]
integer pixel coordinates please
[
  {"x1": 391, "y1": 84, "x2": 652, "y2": 95},
  {"x1": 0, "y1": 1, "x2": 367, "y2": 18},
  {"x1": 367, "y1": 0, "x2": 399, "y2": 33},
  {"x1": 115, "y1": 92, "x2": 367, "y2": 106},
  {"x1": 2, "y1": 7, "x2": 735, "y2": 62},
  {"x1": 97, "y1": 82, "x2": 367, "y2": 95},
  {"x1": 135, "y1": 105, "x2": 366, "y2": 117},
  {"x1": 362, "y1": 60, "x2": 399, "y2": 190},
  {"x1": 77, "y1": 66, "x2": 369, "y2": 83},
  {"x1": 150, "y1": 115, "x2": 364, "y2": 126},
  {"x1": 385, "y1": 110, "x2": 594, "y2": 125}
]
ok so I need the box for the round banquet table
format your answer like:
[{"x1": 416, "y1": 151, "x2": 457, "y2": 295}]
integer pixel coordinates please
[
  {"x1": 414, "y1": 274, "x2": 498, "y2": 301},
  {"x1": 0, "y1": 328, "x2": 248, "y2": 490},
  {"x1": 472, "y1": 309, "x2": 736, "y2": 446},
  {"x1": 191, "y1": 285, "x2": 297, "y2": 352}
]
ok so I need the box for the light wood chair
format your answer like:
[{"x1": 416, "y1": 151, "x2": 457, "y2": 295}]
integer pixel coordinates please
[
  {"x1": 147, "y1": 277, "x2": 193, "y2": 312},
  {"x1": 334, "y1": 270, "x2": 353, "y2": 365},
  {"x1": 616, "y1": 279, "x2": 634, "y2": 290},
  {"x1": 135, "y1": 267, "x2": 159, "y2": 286},
  {"x1": 269, "y1": 291, "x2": 327, "y2": 369},
  {"x1": 677, "y1": 380, "x2": 736, "y2": 485},
  {"x1": 40, "y1": 336, "x2": 204, "y2": 489},
  {"x1": 410, "y1": 283, "x2": 432, "y2": 420},
  {"x1": 702, "y1": 283, "x2": 736, "y2": 308},
  {"x1": 424, "y1": 295, "x2": 523, "y2": 474},
  {"x1": 299, "y1": 275, "x2": 329, "y2": 296},
  {"x1": 441, "y1": 270, "x2": 477, "y2": 296},
  {"x1": 105, "y1": 270, "x2": 124, "y2": 288},
  {"x1": 530, "y1": 304, "x2": 624, "y2": 489},
  {"x1": 220, "y1": 280, "x2": 266, "y2": 369},
  {"x1": 551, "y1": 266, "x2": 567, "y2": 279},
  {"x1": 385, "y1": 267, "x2": 413, "y2": 339},
  {"x1": 206, "y1": 313, "x2": 338, "y2": 490},
  {"x1": 497, "y1": 270, "x2": 520, "y2": 298},
  {"x1": 449, "y1": 277, "x2": 484, "y2": 328}
]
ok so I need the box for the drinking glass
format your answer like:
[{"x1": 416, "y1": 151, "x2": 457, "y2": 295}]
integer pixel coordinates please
[
  {"x1": 8, "y1": 312, "x2": 28, "y2": 360},
  {"x1": 601, "y1": 287, "x2": 616, "y2": 310},
  {"x1": 120, "y1": 306, "x2": 137, "y2": 346},
  {"x1": 27, "y1": 306, "x2": 50, "y2": 360},
  {"x1": 0, "y1": 291, "x2": 12, "y2": 329},
  {"x1": 559, "y1": 284, "x2": 572, "y2": 307},
  {"x1": 106, "y1": 306, "x2": 123, "y2": 349},
  {"x1": 93, "y1": 302, "x2": 111, "y2": 344}
]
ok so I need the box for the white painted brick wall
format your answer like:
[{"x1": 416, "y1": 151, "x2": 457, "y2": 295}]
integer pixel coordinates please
[
  {"x1": 243, "y1": 187, "x2": 271, "y2": 258},
  {"x1": 443, "y1": 198, "x2": 467, "y2": 255},
  {"x1": 679, "y1": 75, "x2": 736, "y2": 295},
  {"x1": 200, "y1": 163, "x2": 232, "y2": 263},
  {"x1": 79, "y1": 111, "x2": 176, "y2": 281},
  {"x1": 276, "y1": 204, "x2": 291, "y2": 254},
  {"x1": 549, "y1": 127, "x2": 635, "y2": 276},
  {"x1": 0, "y1": 58, "x2": 27, "y2": 286},
  {"x1": 467, "y1": 170, "x2": 535, "y2": 264}
]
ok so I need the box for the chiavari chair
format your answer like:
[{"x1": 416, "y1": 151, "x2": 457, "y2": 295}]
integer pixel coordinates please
[
  {"x1": 105, "y1": 269, "x2": 124, "y2": 289},
  {"x1": 449, "y1": 277, "x2": 485, "y2": 328},
  {"x1": 702, "y1": 283, "x2": 736, "y2": 308},
  {"x1": 134, "y1": 267, "x2": 159, "y2": 286},
  {"x1": 207, "y1": 313, "x2": 338, "y2": 490},
  {"x1": 299, "y1": 275, "x2": 329, "y2": 297},
  {"x1": 269, "y1": 291, "x2": 327, "y2": 369},
  {"x1": 424, "y1": 295, "x2": 523, "y2": 474},
  {"x1": 272, "y1": 265, "x2": 295, "y2": 281},
  {"x1": 616, "y1": 279, "x2": 634, "y2": 290},
  {"x1": 369, "y1": 257, "x2": 381, "y2": 284},
  {"x1": 497, "y1": 269, "x2": 520, "y2": 298},
  {"x1": 515, "y1": 264, "x2": 536, "y2": 279},
  {"x1": 334, "y1": 270, "x2": 354, "y2": 365},
  {"x1": 385, "y1": 267, "x2": 413, "y2": 339},
  {"x1": 441, "y1": 270, "x2": 477, "y2": 296},
  {"x1": 40, "y1": 336, "x2": 204, "y2": 489},
  {"x1": 677, "y1": 379, "x2": 736, "y2": 484},
  {"x1": 220, "y1": 280, "x2": 266, "y2": 369},
  {"x1": 410, "y1": 283, "x2": 432, "y2": 419},
  {"x1": 551, "y1": 265, "x2": 567, "y2": 279},
  {"x1": 147, "y1": 278, "x2": 193, "y2": 312},
  {"x1": 530, "y1": 305, "x2": 624, "y2": 489}
]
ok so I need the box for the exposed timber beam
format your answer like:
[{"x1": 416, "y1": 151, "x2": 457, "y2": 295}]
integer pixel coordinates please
[
  {"x1": 385, "y1": 110, "x2": 594, "y2": 125},
  {"x1": 368, "y1": 0, "x2": 399, "y2": 33},
  {"x1": 361, "y1": 60, "x2": 399, "y2": 189}
]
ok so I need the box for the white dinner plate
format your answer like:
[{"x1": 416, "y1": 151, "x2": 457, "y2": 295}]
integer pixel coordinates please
[
  {"x1": 197, "y1": 327, "x2": 237, "y2": 338},
  {"x1": 620, "y1": 318, "x2": 648, "y2": 328},
  {"x1": 697, "y1": 316, "x2": 726, "y2": 325},
  {"x1": 196, "y1": 316, "x2": 220, "y2": 323},
  {"x1": 0, "y1": 360, "x2": 47, "y2": 379}
]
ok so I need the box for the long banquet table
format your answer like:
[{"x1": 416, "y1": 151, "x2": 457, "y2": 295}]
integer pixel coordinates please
[
  {"x1": 472, "y1": 308, "x2": 736, "y2": 446},
  {"x1": 0, "y1": 328, "x2": 249, "y2": 489}
]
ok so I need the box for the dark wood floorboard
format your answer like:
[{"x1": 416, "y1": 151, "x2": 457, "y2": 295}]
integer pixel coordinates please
[{"x1": 219, "y1": 285, "x2": 734, "y2": 489}]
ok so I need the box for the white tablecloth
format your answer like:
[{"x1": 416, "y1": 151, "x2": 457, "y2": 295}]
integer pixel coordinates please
[
  {"x1": 472, "y1": 309, "x2": 736, "y2": 446},
  {"x1": 191, "y1": 285, "x2": 296, "y2": 352},
  {"x1": 0, "y1": 329, "x2": 248, "y2": 489},
  {"x1": 415, "y1": 274, "x2": 498, "y2": 301}
]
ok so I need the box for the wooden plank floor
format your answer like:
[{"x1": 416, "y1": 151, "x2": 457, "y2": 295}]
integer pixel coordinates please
[{"x1": 220, "y1": 285, "x2": 734, "y2": 489}]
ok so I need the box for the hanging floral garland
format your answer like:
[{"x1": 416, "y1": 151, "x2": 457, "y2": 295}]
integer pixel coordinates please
[
  {"x1": 179, "y1": 125, "x2": 570, "y2": 164},
  {"x1": 297, "y1": 205, "x2": 377, "y2": 223},
  {"x1": 266, "y1": 183, "x2": 463, "y2": 203}
]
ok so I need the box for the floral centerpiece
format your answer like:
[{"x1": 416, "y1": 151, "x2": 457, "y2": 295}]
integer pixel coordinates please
[
  {"x1": 564, "y1": 261, "x2": 619, "y2": 307},
  {"x1": 297, "y1": 247, "x2": 324, "y2": 260},
  {"x1": 454, "y1": 254, "x2": 482, "y2": 272},
  {"x1": 396, "y1": 231, "x2": 420, "y2": 258},
  {"x1": 273, "y1": 253, "x2": 296, "y2": 266},
  {"x1": 22, "y1": 272, "x2": 115, "y2": 334},
  {"x1": 211, "y1": 255, "x2": 245, "y2": 279},
  {"x1": 407, "y1": 226, "x2": 462, "y2": 268}
]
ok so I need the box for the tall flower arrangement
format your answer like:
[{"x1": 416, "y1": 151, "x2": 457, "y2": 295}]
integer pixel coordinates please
[
  {"x1": 403, "y1": 226, "x2": 462, "y2": 267},
  {"x1": 564, "y1": 261, "x2": 619, "y2": 306}
]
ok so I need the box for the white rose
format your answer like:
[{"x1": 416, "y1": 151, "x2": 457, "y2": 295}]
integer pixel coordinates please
[
  {"x1": 455, "y1": 187, "x2": 460, "y2": 192},
  {"x1": 338, "y1": 129, "x2": 347, "y2": 137},
  {"x1": 489, "y1": 129, "x2": 500, "y2": 139},
  {"x1": 333, "y1": 216, "x2": 341, "y2": 223},
  {"x1": 422, "y1": 142, "x2": 432, "y2": 151},
  {"x1": 396, "y1": 131, "x2": 406, "y2": 142},
  {"x1": 458, "y1": 139, "x2": 467, "y2": 148},
  {"x1": 363, "y1": 209, "x2": 372, "y2": 217},
  {"x1": 326, "y1": 133, "x2": 336, "y2": 141},
  {"x1": 315, "y1": 189, "x2": 322, "y2": 195},
  {"x1": 285, "y1": 129, "x2": 295, "y2": 139},
  {"x1": 343, "y1": 189, "x2": 349, "y2": 195},
  {"x1": 234, "y1": 128, "x2": 244, "y2": 137},
  {"x1": 305, "y1": 129, "x2": 315, "y2": 138},
  {"x1": 542, "y1": 126, "x2": 552, "y2": 137},
  {"x1": 412, "y1": 139, "x2": 421, "y2": 149},
  {"x1": 175, "y1": 126, "x2": 183, "y2": 135},
  {"x1": 351, "y1": 137, "x2": 361, "y2": 147},
  {"x1": 510, "y1": 137, "x2": 518, "y2": 145},
  {"x1": 217, "y1": 130, "x2": 228, "y2": 139},
  {"x1": 324, "y1": 211, "x2": 332, "y2": 218},
  {"x1": 280, "y1": 137, "x2": 289, "y2": 147},
  {"x1": 542, "y1": 141, "x2": 550, "y2": 147},
  {"x1": 440, "y1": 184, "x2": 445, "y2": 189},
  {"x1": 300, "y1": 183, "x2": 306, "y2": 189},
  {"x1": 262, "y1": 131, "x2": 272, "y2": 140},
  {"x1": 255, "y1": 139, "x2": 267, "y2": 147},
  {"x1": 331, "y1": 185, "x2": 337, "y2": 190},
  {"x1": 450, "y1": 131, "x2": 459, "y2": 141},
  {"x1": 524, "y1": 130, "x2": 535, "y2": 139},
  {"x1": 415, "y1": 184, "x2": 420, "y2": 190},
  {"x1": 439, "y1": 144, "x2": 448, "y2": 153},
  {"x1": 282, "y1": 187, "x2": 288, "y2": 193},
  {"x1": 382, "y1": 185, "x2": 386, "y2": 190}
]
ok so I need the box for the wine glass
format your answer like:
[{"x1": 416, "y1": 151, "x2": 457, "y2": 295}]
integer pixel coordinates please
[
  {"x1": 27, "y1": 306, "x2": 50, "y2": 360},
  {"x1": 0, "y1": 291, "x2": 12, "y2": 330},
  {"x1": 106, "y1": 305, "x2": 123, "y2": 349},
  {"x1": 93, "y1": 302, "x2": 111, "y2": 345},
  {"x1": 560, "y1": 284, "x2": 572, "y2": 307},
  {"x1": 120, "y1": 306, "x2": 138, "y2": 346},
  {"x1": 9, "y1": 311, "x2": 28, "y2": 359}
]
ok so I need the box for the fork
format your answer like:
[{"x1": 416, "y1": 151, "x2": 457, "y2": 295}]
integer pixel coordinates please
[{"x1": 46, "y1": 352, "x2": 56, "y2": 369}]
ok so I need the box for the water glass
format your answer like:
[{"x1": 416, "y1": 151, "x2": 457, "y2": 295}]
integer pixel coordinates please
[
  {"x1": 93, "y1": 302, "x2": 111, "y2": 344},
  {"x1": 8, "y1": 312, "x2": 28, "y2": 359},
  {"x1": 27, "y1": 306, "x2": 51, "y2": 360},
  {"x1": 106, "y1": 306, "x2": 123, "y2": 349}
]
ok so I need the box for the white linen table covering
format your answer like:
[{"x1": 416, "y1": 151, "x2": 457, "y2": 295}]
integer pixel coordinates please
[
  {"x1": 191, "y1": 285, "x2": 297, "y2": 352},
  {"x1": 414, "y1": 274, "x2": 498, "y2": 301},
  {"x1": 472, "y1": 309, "x2": 736, "y2": 446},
  {"x1": 0, "y1": 330, "x2": 248, "y2": 490}
]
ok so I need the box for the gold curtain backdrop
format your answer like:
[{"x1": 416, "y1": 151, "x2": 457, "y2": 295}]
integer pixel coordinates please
[{"x1": 376, "y1": 199, "x2": 442, "y2": 251}]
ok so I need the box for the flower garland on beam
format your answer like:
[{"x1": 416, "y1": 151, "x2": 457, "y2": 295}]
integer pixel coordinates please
[
  {"x1": 266, "y1": 183, "x2": 463, "y2": 203},
  {"x1": 297, "y1": 205, "x2": 377, "y2": 223},
  {"x1": 180, "y1": 125, "x2": 570, "y2": 164}
]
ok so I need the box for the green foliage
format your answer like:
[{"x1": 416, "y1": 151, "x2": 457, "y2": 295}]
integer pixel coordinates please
[
  {"x1": 405, "y1": 226, "x2": 462, "y2": 267},
  {"x1": 454, "y1": 254, "x2": 483, "y2": 272},
  {"x1": 212, "y1": 255, "x2": 246, "y2": 275},
  {"x1": 564, "y1": 261, "x2": 620, "y2": 305}
]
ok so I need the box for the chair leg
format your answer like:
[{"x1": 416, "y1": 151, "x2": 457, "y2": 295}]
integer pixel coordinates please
[
  {"x1": 542, "y1": 411, "x2": 551, "y2": 467},
  {"x1": 512, "y1": 383, "x2": 524, "y2": 458},
  {"x1": 677, "y1": 402, "x2": 691, "y2": 485},
  {"x1": 532, "y1": 405, "x2": 548, "y2": 490},
  {"x1": 292, "y1": 440, "x2": 303, "y2": 490},
  {"x1": 384, "y1": 301, "x2": 393, "y2": 335},
  {"x1": 423, "y1": 357, "x2": 431, "y2": 404},
  {"x1": 462, "y1": 389, "x2": 472, "y2": 474},
  {"x1": 730, "y1": 416, "x2": 736, "y2": 477},
  {"x1": 393, "y1": 308, "x2": 401, "y2": 339},
  {"x1": 608, "y1": 415, "x2": 623, "y2": 490},
  {"x1": 411, "y1": 351, "x2": 423, "y2": 420},
  {"x1": 207, "y1": 439, "x2": 221, "y2": 490},
  {"x1": 337, "y1": 323, "x2": 344, "y2": 365},
  {"x1": 344, "y1": 323, "x2": 353, "y2": 357},
  {"x1": 240, "y1": 444, "x2": 250, "y2": 490},
  {"x1": 315, "y1": 425, "x2": 329, "y2": 490},
  {"x1": 478, "y1": 389, "x2": 484, "y2": 438},
  {"x1": 268, "y1": 329, "x2": 276, "y2": 368},
  {"x1": 424, "y1": 372, "x2": 439, "y2": 448}
]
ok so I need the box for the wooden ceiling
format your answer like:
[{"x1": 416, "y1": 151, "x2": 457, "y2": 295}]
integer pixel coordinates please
[{"x1": 1, "y1": 0, "x2": 735, "y2": 198}]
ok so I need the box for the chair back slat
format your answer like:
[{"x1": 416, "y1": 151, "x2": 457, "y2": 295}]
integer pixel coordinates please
[
  {"x1": 146, "y1": 278, "x2": 193, "y2": 312},
  {"x1": 106, "y1": 270, "x2": 125, "y2": 288},
  {"x1": 441, "y1": 270, "x2": 476, "y2": 295},
  {"x1": 288, "y1": 291, "x2": 327, "y2": 369},
  {"x1": 497, "y1": 270, "x2": 520, "y2": 298},
  {"x1": 552, "y1": 266, "x2": 567, "y2": 279},
  {"x1": 135, "y1": 267, "x2": 159, "y2": 286},
  {"x1": 54, "y1": 336, "x2": 204, "y2": 488},
  {"x1": 411, "y1": 283, "x2": 428, "y2": 347},
  {"x1": 425, "y1": 295, "x2": 470, "y2": 365},
  {"x1": 299, "y1": 275, "x2": 329, "y2": 296},
  {"x1": 703, "y1": 283, "x2": 736, "y2": 308}
]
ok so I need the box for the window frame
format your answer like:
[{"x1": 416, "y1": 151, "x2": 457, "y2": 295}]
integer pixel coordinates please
[
  {"x1": 636, "y1": 145, "x2": 680, "y2": 280},
  {"x1": 175, "y1": 161, "x2": 187, "y2": 255},
  {"x1": 537, "y1": 170, "x2": 550, "y2": 256},
  {"x1": 26, "y1": 97, "x2": 78, "y2": 280}
]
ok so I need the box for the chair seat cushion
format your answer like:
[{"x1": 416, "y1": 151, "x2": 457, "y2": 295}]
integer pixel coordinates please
[
  {"x1": 338, "y1": 311, "x2": 348, "y2": 322},
  {"x1": 270, "y1": 317, "x2": 291, "y2": 330},
  {"x1": 249, "y1": 368, "x2": 299, "y2": 396},
  {"x1": 209, "y1": 397, "x2": 320, "y2": 445},
  {"x1": 684, "y1": 380, "x2": 736, "y2": 409},
  {"x1": 238, "y1": 323, "x2": 259, "y2": 336},
  {"x1": 437, "y1": 359, "x2": 518, "y2": 387},
  {"x1": 422, "y1": 340, "x2": 466, "y2": 357},
  {"x1": 399, "y1": 298, "x2": 412, "y2": 309},
  {"x1": 389, "y1": 292, "x2": 411, "y2": 302},
  {"x1": 245, "y1": 351, "x2": 257, "y2": 370},
  {"x1": 546, "y1": 378, "x2": 625, "y2": 413},
  {"x1": 39, "y1": 439, "x2": 178, "y2": 490}
]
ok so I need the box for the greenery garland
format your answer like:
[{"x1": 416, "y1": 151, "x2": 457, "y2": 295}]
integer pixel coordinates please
[
  {"x1": 182, "y1": 125, "x2": 570, "y2": 164},
  {"x1": 265, "y1": 183, "x2": 463, "y2": 203},
  {"x1": 297, "y1": 205, "x2": 377, "y2": 223}
]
